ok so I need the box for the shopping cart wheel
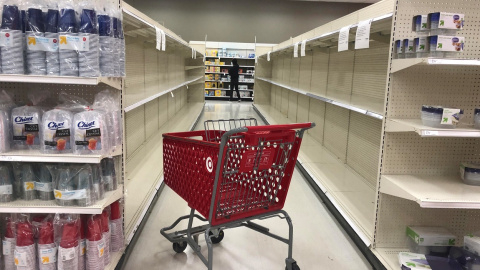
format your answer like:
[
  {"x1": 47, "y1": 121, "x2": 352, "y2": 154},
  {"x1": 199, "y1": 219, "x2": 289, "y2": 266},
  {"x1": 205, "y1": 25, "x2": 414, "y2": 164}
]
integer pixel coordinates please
[
  {"x1": 285, "y1": 262, "x2": 300, "y2": 270},
  {"x1": 209, "y1": 231, "x2": 224, "y2": 244},
  {"x1": 172, "y1": 241, "x2": 188, "y2": 253}
]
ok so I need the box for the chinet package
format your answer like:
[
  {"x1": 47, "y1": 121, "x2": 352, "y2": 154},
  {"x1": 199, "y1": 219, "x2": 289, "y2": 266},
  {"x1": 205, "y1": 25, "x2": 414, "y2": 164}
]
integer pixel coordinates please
[
  {"x1": 73, "y1": 110, "x2": 109, "y2": 155},
  {"x1": 92, "y1": 90, "x2": 121, "y2": 153},
  {"x1": 41, "y1": 109, "x2": 74, "y2": 154}
]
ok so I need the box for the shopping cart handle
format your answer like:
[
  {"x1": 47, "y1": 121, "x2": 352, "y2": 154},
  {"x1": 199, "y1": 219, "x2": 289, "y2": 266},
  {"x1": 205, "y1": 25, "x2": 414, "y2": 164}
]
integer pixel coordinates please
[{"x1": 244, "y1": 122, "x2": 315, "y2": 133}]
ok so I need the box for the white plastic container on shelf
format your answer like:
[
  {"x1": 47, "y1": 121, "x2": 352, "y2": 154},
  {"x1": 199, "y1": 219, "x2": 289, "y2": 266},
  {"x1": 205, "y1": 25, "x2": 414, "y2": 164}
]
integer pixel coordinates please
[
  {"x1": 421, "y1": 105, "x2": 464, "y2": 129},
  {"x1": 460, "y1": 163, "x2": 480, "y2": 186},
  {"x1": 474, "y1": 108, "x2": 480, "y2": 129}
]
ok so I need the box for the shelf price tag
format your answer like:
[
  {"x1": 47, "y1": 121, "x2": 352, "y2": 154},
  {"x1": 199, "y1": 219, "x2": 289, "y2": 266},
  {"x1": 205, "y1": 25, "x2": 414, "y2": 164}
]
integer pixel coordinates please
[
  {"x1": 338, "y1": 25, "x2": 351, "y2": 52},
  {"x1": 267, "y1": 51, "x2": 271, "y2": 61},
  {"x1": 355, "y1": 19, "x2": 373, "y2": 49},
  {"x1": 293, "y1": 42, "x2": 299, "y2": 58},
  {"x1": 301, "y1": 40, "x2": 306, "y2": 57},
  {"x1": 155, "y1": 27, "x2": 161, "y2": 51}
]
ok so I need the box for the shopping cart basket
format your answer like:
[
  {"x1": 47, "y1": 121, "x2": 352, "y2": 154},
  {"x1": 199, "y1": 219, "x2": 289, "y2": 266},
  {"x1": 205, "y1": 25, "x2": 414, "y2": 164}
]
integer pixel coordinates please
[{"x1": 161, "y1": 119, "x2": 314, "y2": 270}]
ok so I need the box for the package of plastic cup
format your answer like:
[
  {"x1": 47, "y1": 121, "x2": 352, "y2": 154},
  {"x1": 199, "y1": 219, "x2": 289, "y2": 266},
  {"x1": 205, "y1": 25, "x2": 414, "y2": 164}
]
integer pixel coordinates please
[
  {"x1": 97, "y1": 13, "x2": 113, "y2": 77},
  {"x1": 112, "y1": 17, "x2": 120, "y2": 77},
  {"x1": 14, "y1": 215, "x2": 36, "y2": 270},
  {"x1": 109, "y1": 200, "x2": 124, "y2": 252},
  {"x1": 78, "y1": 0, "x2": 99, "y2": 78},
  {"x1": 11, "y1": 105, "x2": 42, "y2": 149},
  {"x1": 72, "y1": 164, "x2": 94, "y2": 207},
  {"x1": 91, "y1": 164, "x2": 104, "y2": 202},
  {"x1": 0, "y1": 109, "x2": 11, "y2": 153},
  {"x1": 78, "y1": 215, "x2": 86, "y2": 270},
  {"x1": 100, "y1": 158, "x2": 117, "y2": 192},
  {"x1": 92, "y1": 90, "x2": 122, "y2": 153},
  {"x1": 57, "y1": 92, "x2": 91, "y2": 114},
  {"x1": 54, "y1": 214, "x2": 80, "y2": 270},
  {"x1": 32, "y1": 214, "x2": 56, "y2": 270},
  {"x1": 0, "y1": 163, "x2": 14, "y2": 202},
  {"x1": 25, "y1": 1, "x2": 47, "y2": 76},
  {"x1": 41, "y1": 109, "x2": 74, "y2": 154},
  {"x1": 1, "y1": 2, "x2": 25, "y2": 75},
  {"x1": 73, "y1": 110, "x2": 109, "y2": 155},
  {"x1": 86, "y1": 214, "x2": 105, "y2": 270},
  {"x1": 100, "y1": 208, "x2": 110, "y2": 265},
  {"x1": 32, "y1": 163, "x2": 54, "y2": 201},
  {"x1": 58, "y1": 0, "x2": 79, "y2": 77},
  {"x1": 44, "y1": 0, "x2": 60, "y2": 76},
  {"x1": 2, "y1": 214, "x2": 16, "y2": 270},
  {"x1": 11, "y1": 163, "x2": 36, "y2": 201}
]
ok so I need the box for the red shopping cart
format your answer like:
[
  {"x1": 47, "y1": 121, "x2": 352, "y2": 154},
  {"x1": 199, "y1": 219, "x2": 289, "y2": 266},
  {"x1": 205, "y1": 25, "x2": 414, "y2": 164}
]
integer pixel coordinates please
[{"x1": 161, "y1": 118, "x2": 314, "y2": 270}]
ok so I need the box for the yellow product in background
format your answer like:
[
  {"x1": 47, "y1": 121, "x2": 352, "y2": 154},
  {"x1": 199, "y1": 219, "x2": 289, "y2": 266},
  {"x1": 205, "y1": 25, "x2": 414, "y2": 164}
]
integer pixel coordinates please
[
  {"x1": 220, "y1": 62, "x2": 225, "y2": 66},
  {"x1": 205, "y1": 91, "x2": 208, "y2": 96},
  {"x1": 215, "y1": 67, "x2": 220, "y2": 73},
  {"x1": 215, "y1": 59, "x2": 220, "y2": 65},
  {"x1": 207, "y1": 74, "x2": 213, "y2": 80},
  {"x1": 215, "y1": 90, "x2": 222, "y2": 97},
  {"x1": 212, "y1": 82, "x2": 218, "y2": 89},
  {"x1": 215, "y1": 74, "x2": 220, "y2": 81},
  {"x1": 205, "y1": 61, "x2": 211, "y2": 65},
  {"x1": 205, "y1": 82, "x2": 212, "y2": 88}
]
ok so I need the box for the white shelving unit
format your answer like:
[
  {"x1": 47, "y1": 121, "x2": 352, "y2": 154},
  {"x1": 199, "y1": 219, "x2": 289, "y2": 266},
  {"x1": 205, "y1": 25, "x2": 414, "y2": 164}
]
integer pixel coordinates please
[
  {"x1": 0, "y1": 75, "x2": 122, "y2": 89},
  {"x1": 122, "y1": 3, "x2": 205, "y2": 251},
  {"x1": 253, "y1": 0, "x2": 480, "y2": 268},
  {"x1": 0, "y1": 148, "x2": 122, "y2": 163}
]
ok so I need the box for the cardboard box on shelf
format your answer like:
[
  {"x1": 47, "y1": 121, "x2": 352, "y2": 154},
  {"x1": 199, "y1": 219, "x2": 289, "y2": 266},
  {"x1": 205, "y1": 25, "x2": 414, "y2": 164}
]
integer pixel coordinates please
[
  {"x1": 218, "y1": 82, "x2": 224, "y2": 89},
  {"x1": 205, "y1": 82, "x2": 212, "y2": 88},
  {"x1": 215, "y1": 59, "x2": 220, "y2": 65},
  {"x1": 212, "y1": 82, "x2": 218, "y2": 88},
  {"x1": 215, "y1": 90, "x2": 222, "y2": 97},
  {"x1": 215, "y1": 74, "x2": 220, "y2": 81},
  {"x1": 220, "y1": 62, "x2": 225, "y2": 66}
]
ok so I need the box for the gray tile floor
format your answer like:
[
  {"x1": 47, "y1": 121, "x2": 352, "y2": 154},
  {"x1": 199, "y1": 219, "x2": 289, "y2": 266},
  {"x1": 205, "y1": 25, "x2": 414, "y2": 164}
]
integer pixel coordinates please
[{"x1": 124, "y1": 101, "x2": 372, "y2": 270}]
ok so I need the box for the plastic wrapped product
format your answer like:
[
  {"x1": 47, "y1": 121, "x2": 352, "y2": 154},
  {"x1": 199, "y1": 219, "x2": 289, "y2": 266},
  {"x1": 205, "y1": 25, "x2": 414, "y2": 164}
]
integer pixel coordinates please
[
  {"x1": 58, "y1": 3, "x2": 79, "y2": 77},
  {"x1": 449, "y1": 246, "x2": 480, "y2": 270},
  {"x1": 421, "y1": 105, "x2": 464, "y2": 129},
  {"x1": 54, "y1": 214, "x2": 80, "y2": 270},
  {"x1": 48, "y1": 164, "x2": 76, "y2": 206},
  {"x1": 14, "y1": 215, "x2": 36, "y2": 270},
  {"x1": 1, "y1": 3, "x2": 25, "y2": 75},
  {"x1": 118, "y1": 17, "x2": 125, "y2": 77},
  {"x1": 406, "y1": 226, "x2": 456, "y2": 257},
  {"x1": 475, "y1": 108, "x2": 480, "y2": 130},
  {"x1": 100, "y1": 158, "x2": 117, "y2": 192},
  {"x1": 91, "y1": 164, "x2": 104, "y2": 202},
  {"x1": 78, "y1": 215, "x2": 86, "y2": 270},
  {"x1": 413, "y1": 15, "x2": 429, "y2": 34},
  {"x1": 26, "y1": 5, "x2": 47, "y2": 75},
  {"x1": 112, "y1": 17, "x2": 120, "y2": 77},
  {"x1": 45, "y1": 4, "x2": 60, "y2": 76},
  {"x1": 109, "y1": 200, "x2": 124, "y2": 252},
  {"x1": 2, "y1": 214, "x2": 16, "y2": 270},
  {"x1": 100, "y1": 208, "x2": 110, "y2": 265},
  {"x1": 11, "y1": 106, "x2": 42, "y2": 150},
  {"x1": 11, "y1": 163, "x2": 36, "y2": 201},
  {"x1": 0, "y1": 163, "x2": 14, "y2": 202},
  {"x1": 97, "y1": 14, "x2": 113, "y2": 77},
  {"x1": 32, "y1": 163, "x2": 54, "y2": 201},
  {"x1": 0, "y1": 109, "x2": 11, "y2": 153},
  {"x1": 73, "y1": 110, "x2": 109, "y2": 155},
  {"x1": 92, "y1": 90, "x2": 122, "y2": 152},
  {"x1": 72, "y1": 164, "x2": 94, "y2": 207},
  {"x1": 85, "y1": 214, "x2": 105, "y2": 270},
  {"x1": 460, "y1": 163, "x2": 480, "y2": 186},
  {"x1": 414, "y1": 37, "x2": 429, "y2": 58},
  {"x1": 78, "y1": 4, "x2": 99, "y2": 78},
  {"x1": 57, "y1": 92, "x2": 90, "y2": 114},
  {"x1": 41, "y1": 109, "x2": 74, "y2": 154},
  {"x1": 32, "y1": 215, "x2": 56, "y2": 270},
  {"x1": 428, "y1": 35, "x2": 464, "y2": 58}
]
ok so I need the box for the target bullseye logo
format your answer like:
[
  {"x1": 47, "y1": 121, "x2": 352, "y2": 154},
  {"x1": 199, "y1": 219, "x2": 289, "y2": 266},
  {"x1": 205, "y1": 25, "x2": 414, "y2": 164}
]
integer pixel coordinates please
[{"x1": 206, "y1": 157, "x2": 213, "y2": 173}]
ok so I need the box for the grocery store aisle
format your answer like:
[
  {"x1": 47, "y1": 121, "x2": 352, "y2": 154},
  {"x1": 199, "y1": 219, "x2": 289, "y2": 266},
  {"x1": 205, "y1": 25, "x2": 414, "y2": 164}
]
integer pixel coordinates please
[{"x1": 124, "y1": 101, "x2": 372, "y2": 270}]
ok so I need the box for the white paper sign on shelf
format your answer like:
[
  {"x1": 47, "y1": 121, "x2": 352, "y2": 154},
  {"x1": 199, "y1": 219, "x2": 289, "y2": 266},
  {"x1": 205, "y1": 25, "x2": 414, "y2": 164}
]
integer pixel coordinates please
[
  {"x1": 293, "y1": 42, "x2": 299, "y2": 58},
  {"x1": 267, "y1": 51, "x2": 271, "y2": 61},
  {"x1": 301, "y1": 40, "x2": 306, "y2": 57},
  {"x1": 255, "y1": 56, "x2": 258, "y2": 64},
  {"x1": 155, "y1": 27, "x2": 161, "y2": 51},
  {"x1": 355, "y1": 19, "x2": 373, "y2": 49},
  {"x1": 160, "y1": 29, "x2": 166, "y2": 51},
  {"x1": 338, "y1": 25, "x2": 351, "y2": 52}
]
